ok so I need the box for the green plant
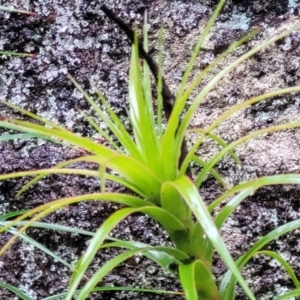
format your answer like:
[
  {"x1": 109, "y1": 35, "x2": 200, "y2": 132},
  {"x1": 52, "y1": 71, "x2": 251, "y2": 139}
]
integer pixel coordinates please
[{"x1": 1, "y1": 1, "x2": 300, "y2": 299}]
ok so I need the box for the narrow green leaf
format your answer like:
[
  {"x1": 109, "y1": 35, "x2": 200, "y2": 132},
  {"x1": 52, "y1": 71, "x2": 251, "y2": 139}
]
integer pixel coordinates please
[
  {"x1": 208, "y1": 86, "x2": 300, "y2": 134},
  {"x1": 182, "y1": 129, "x2": 240, "y2": 173},
  {"x1": 1, "y1": 101, "x2": 67, "y2": 132},
  {"x1": 176, "y1": 25, "x2": 300, "y2": 163},
  {"x1": 209, "y1": 174, "x2": 300, "y2": 212},
  {"x1": 192, "y1": 155, "x2": 228, "y2": 189},
  {"x1": 139, "y1": 207, "x2": 190, "y2": 253},
  {"x1": 0, "y1": 168, "x2": 100, "y2": 181},
  {"x1": 187, "y1": 87, "x2": 300, "y2": 175},
  {"x1": 0, "y1": 193, "x2": 155, "y2": 259},
  {"x1": 96, "y1": 90, "x2": 143, "y2": 160},
  {"x1": 189, "y1": 223, "x2": 207, "y2": 262},
  {"x1": 0, "y1": 119, "x2": 162, "y2": 196},
  {"x1": 15, "y1": 155, "x2": 146, "y2": 198},
  {"x1": 214, "y1": 187, "x2": 255, "y2": 229},
  {"x1": 43, "y1": 286, "x2": 182, "y2": 300},
  {"x1": 157, "y1": 27, "x2": 164, "y2": 140},
  {"x1": 179, "y1": 263, "x2": 198, "y2": 300},
  {"x1": 6, "y1": 227, "x2": 72, "y2": 270},
  {"x1": 0, "y1": 51, "x2": 35, "y2": 57},
  {"x1": 163, "y1": 22, "x2": 256, "y2": 177},
  {"x1": 142, "y1": 9, "x2": 155, "y2": 124},
  {"x1": 274, "y1": 288, "x2": 300, "y2": 300},
  {"x1": 196, "y1": 122, "x2": 300, "y2": 187},
  {"x1": 176, "y1": 0, "x2": 227, "y2": 98},
  {"x1": 220, "y1": 218, "x2": 300, "y2": 299},
  {"x1": 0, "y1": 220, "x2": 86, "y2": 236},
  {"x1": 161, "y1": 180, "x2": 191, "y2": 228},
  {"x1": 206, "y1": 132, "x2": 240, "y2": 164},
  {"x1": 0, "y1": 283, "x2": 32, "y2": 300},
  {"x1": 0, "y1": 220, "x2": 94, "y2": 237},
  {"x1": 203, "y1": 188, "x2": 255, "y2": 267},
  {"x1": 179, "y1": 260, "x2": 221, "y2": 300},
  {"x1": 67, "y1": 74, "x2": 142, "y2": 160},
  {"x1": 0, "y1": 119, "x2": 114, "y2": 157},
  {"x1": 66, "y1": 208, "x2": 137, "y2": 300},
  {"x1": 128, "y1": 39, "x2": 160, "y2": 173},
  {"x1": 5, "y1": 219, "x2": 186, "y2": 276},
  {"x1": 168, "y1": 176, "x2": 255, "y2": 300},
  {"x1": 77, "y1": 248, "x2": 170, "y2": 300},
  {"x1": 66, "y1": 206, "x2": 186, "y2": 300},
  {"x1": 0, "y1": 192, "x2": 153, "y2": 234},
  {"x1": 79, "y1": 110, "x2": 121, "y2": 151},
  {"x1": 180, "y1": 28, "x2": 258, "y2": 109},
  {"x1": 99, "y1": 241, "x2": 188, "y2": 274},
  {"x1": 256, "y1": 250, "x2": 299, "y2": 288},
  {"x1": 0, "y1": 210, "x2": 29, "y2": 220},
  {"x1": 0, "y1": 133, "x2": 59, "y2": 144},
  {"x1": 179, "y1": 134, "x2": 206, "y2": 177},
  {"x1": 0, "y1": 5, "x2": 34, "y2": 15}
]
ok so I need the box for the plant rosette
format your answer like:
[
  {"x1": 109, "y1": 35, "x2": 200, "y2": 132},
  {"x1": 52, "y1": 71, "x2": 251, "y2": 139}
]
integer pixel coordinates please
[{"x1": 1, "y1": 1, "x2": 300, "y2": 299}]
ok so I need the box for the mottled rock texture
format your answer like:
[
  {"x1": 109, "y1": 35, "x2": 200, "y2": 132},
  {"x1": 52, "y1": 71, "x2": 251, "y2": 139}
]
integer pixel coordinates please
[{"x1": 1, "y1": 0, "x2": 300, "y2": 299}]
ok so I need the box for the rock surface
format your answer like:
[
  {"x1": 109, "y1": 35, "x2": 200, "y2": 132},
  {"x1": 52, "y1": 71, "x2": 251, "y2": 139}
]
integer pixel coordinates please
[{"x1": 1, "y1": 0, "x2": 300, "y2": 299}]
